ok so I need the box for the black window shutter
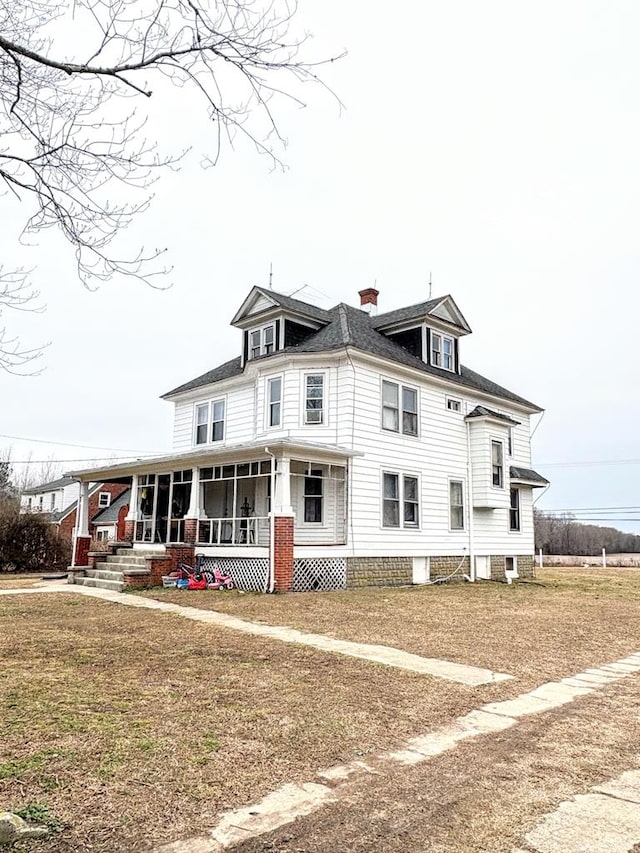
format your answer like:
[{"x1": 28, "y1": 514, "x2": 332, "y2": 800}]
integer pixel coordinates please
[
  {"x1": 454, "y1": 338, "x2": 460, "y2": 373},
  {"x1": 243, "y1": 331, "x2": 248, "y2": 364},
  {"x1": 275, "y1": 318, "x2": 281, "y2": 351},
  {"x1": 425, "y1": 327, "x2": 431, "y2": 364}
]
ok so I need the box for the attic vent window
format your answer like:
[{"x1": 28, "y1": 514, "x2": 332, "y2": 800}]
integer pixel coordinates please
[
  {"x1": 249, "y1": 324, "x2": 275, "y2": 359},
  {"x1": 431, "y1": 332, "x2": 454, "y2": 371},
  {"x1": 98, "y1": 492, "x2": 111, "y2": 508}
]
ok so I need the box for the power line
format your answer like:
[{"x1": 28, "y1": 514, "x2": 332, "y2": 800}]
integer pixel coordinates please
[
  {"x1": 8, "y1": 457, "x2": 147, "y2": 465},
  {"x1": 0, "y1": 432, "x2": 162, "y2": 454},
  {"x1": 542, "y1": 506, "x2": 640, "y2": 512},
  {"x1": 537, "y1": 458, "x2": 640, "y2": 468}
]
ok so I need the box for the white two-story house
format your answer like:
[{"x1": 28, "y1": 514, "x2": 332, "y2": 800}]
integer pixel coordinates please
[{"x1": 67, "y1": 286, "x2": 547, "y2": 591}]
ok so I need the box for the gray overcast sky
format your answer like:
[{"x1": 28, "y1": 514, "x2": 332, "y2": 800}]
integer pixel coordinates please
[{"x1": 2, "y1": 0, "x2": 639, "y2": 531}]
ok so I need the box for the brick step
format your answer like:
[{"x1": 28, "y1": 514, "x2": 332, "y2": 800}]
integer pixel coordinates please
[{"x1": 75, "y1": 577, "x2": 124, "y2": 593}]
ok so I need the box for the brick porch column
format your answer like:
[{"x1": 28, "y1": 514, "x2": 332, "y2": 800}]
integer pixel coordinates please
[{"x1": 273, "y1": 515, "x2": 294, "y2": 592}]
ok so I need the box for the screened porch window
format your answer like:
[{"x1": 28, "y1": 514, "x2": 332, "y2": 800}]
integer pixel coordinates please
[{"x1": 303, "y1": 469, "x2": 323, "y2": 523}]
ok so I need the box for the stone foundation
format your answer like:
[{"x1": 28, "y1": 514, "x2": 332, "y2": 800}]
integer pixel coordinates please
[
  {"x1": 430, "y1": 555, "x2": 470, "y2": 582},
  {"x1": 489, "y1": 554, "x2": 534, "y2": 581},
  {"x1": 346, "y1": 557, "x2": 412, "y2": 588}
]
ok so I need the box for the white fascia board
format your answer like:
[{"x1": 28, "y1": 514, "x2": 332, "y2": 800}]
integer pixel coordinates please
[
  {"x1": 230, "y1": 286, "x2": 278, "y2": 325},
  {"x1": 347, "y1": 348, "x2": 543, "y2": 416},
  {"x1": 66, "y1": 439, "x2": 362, "y2": 481},
  {"x1": 164, "y1": 375, "x2": 253, "y2": 405},
  {"x1": 430, "y1": 295, "x2": 472, "y2": 333}
]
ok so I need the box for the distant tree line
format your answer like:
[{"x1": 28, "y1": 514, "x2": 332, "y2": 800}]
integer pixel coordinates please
[{"x1": 534, "y1": 509, "x2": 640, "y2": 555}]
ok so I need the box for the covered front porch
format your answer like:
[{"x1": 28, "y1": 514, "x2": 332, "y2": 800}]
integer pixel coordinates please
[{"x1": 68, "y1": 440, "x2": 357, "y2": 592}]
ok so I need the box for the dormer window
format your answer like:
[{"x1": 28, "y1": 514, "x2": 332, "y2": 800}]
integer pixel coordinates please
[
  {"x1": 249, "y1": 323, "x2": 275, "y2": 359},
  {"x1": 431, "y1": 332, "x2": 454, "y2": 370}
]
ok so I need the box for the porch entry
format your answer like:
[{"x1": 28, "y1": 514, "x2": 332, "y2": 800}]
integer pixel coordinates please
[{"x1": 134, "y1": 458, "x2": 347, "y2": 546}]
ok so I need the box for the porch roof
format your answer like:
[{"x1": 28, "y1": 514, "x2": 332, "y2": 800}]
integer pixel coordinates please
[{"x1": 66, "y1": 439, "x2": 362, "y2": 483}]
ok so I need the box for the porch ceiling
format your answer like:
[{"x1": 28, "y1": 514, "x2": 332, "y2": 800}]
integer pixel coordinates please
[{"x1": 66, "y1": 438, "x2": 362, "y2": 482}]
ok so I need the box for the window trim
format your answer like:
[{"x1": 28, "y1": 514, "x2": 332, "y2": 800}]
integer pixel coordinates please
[
  {"x1": 98, "y1": 492, "x2": 111, "y2": 509},
  {"x1": 509, "y1": 487, "x2": 521, "y2": 532},
  {"x1": 303, "y1": 372, "x2": 326, "y2": 426},
  {"x1": 248, "y1": 322, "x2": 276, "y2": 360},
  {"x1": 505, "y1": 556, "x2": 519, "y2": 576},
  {"x1": 449, "y1": 478, "x2": 465, "y2": 531},
  {"x1": 380, "y1": 379, "x2": 419, "y2": 437},
  {"x1": 491, "y1": 439, "x2": 505, "y2": 489},
  {"x1": 266, "y1": 375, "x2": 283, "y2": 429},
  {"x1": 193, "y1": 397, "x2": 226, "y2": 446},
  {"x1": 446, "y1": 397, "x2": 462, "y2": 413},
  {"x1": 431, "y1": 331, "x2": 455, "y2": 371},
  {"x1": 381, "y1": 470, "x2": 421, "y2": 529},
  {"x1": 302, "y1": 467, "x2": 324, "y2": 525}
]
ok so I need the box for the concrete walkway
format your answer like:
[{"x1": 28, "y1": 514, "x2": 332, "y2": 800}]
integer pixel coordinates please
[
  {"x1": 514, "y1": 768, "x2": 640, "y2": 853},
  {"x1": 0, "y1": 582, "x2": 512, "y2": 685},
  {"x1": 154, "y1": 649, "x2": 640, "y2": 853}
]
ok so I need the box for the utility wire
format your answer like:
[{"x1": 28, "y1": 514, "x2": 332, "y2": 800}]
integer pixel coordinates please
[{"x1": 0, "y1": 432, "x2": 162, "y2": 454}]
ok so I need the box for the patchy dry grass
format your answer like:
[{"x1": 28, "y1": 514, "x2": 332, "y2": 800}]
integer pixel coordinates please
[
  {"x1": 0, "y1": 573, "x2": 49, "y2": 589},
  {"x1": 1, "y1": 593, "x2": 502, "y2": 853},
  {"x1": 3, "y1": 568, "x2": 640, "y2": 852},
  {"x1": 143, "y1": 566, "x2": 640, "y2": 690}
]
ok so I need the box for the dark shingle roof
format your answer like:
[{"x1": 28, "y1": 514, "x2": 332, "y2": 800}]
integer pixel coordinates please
[
  {"x1": 466, "y1": 406, "x2": 520, "y2": 425},
  {"x1": 92, "y1": 489, "x2": 131, "y2": 524},
  {"x1": 22, "y1": 476, "x2": 75, "y2": 495},
  {"x1": 163, "y1": 298, "x2": 541, "y2": 411},
  {"x1": 162, "y1": 356, "x2": 243, "y2": 398},
  {"x1": 372, "y1": 297, "x2": 444, "y2": 329},
  {"x1": 510, "y1": 466, "x2": 549, "y2": 485},
  {"x1": 258, "y1": 289, "x2": 332, "y2": 323}
]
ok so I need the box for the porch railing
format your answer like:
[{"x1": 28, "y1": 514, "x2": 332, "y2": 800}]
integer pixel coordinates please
[{"x1": 198, "y1": 516, "x2": 269, "y2": 546}]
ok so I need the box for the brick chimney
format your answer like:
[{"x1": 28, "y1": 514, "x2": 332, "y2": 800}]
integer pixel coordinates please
[{"x1": 358, "y1": 287, "x2": 379, "y2": 316}]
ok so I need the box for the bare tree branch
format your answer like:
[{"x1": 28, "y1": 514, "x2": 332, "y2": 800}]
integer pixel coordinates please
[{"x1": 0, "y1": 0, "x2": 344, "y2": 371}]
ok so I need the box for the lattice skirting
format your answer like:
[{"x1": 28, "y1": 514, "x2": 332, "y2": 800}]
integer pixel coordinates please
[
  {"x1": 199, "y1": 557, "x2": 269, "y2": 592},
  {"x1": 293, "y1": 558, "x2": 347, "y2": 592}
]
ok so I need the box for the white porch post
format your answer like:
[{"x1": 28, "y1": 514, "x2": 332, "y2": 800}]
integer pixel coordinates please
[
  {"x1": 271, "y1": 455, "x2": 294, "y2": 593},
  {"x1": 126, "y1": 474, "x2": 139, "y2": 521},
  {"x1": 186, "y1": 468, "x2": 200, "y2": 518},
  {"x1": 274, "y1": 456, "x2": 293, "y2": 515}
]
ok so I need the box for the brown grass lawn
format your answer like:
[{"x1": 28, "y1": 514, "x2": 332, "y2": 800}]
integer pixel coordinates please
[
  {"x1": 1, "y1": 568, "x2": 640, "y2": 852},
  {"x1": 0, "y1": 573, "x2": 52, "y2": 589},
  {"x1": 144, "y1": 567, "x2": 640, "y2": 690}
]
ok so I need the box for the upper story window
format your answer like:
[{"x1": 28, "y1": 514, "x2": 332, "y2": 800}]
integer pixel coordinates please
[
  {"x1": 304, "y1": 374, "x2": 324, "y2": 424},
  {"x1": 249, "y1": 323, "x2": 275, "y2": 359},
  {"x1": 446, "y1": 397, "x2": 461, "y2": 412},
  {"x1": 50, "y1": 493, "x2": 56, "y2": 510},
  {"x1": 98, "y1": 492, "x2": 111, "y2": 508},
  {"x1": 267, "y1": 377, "x2": 282, "y2": 428},
  {"x1": 431, "y1": 332, "x2": 454, "y2": 371},
  {"x1": 491, "y1": 440, "x2": 504, "y2": 488},
  {"x1": 382, "y1": 472, "x2": 419, "y2": 528},
  {"x1": 381, "y1": 380, "x2": 418, "y2": 436},
  {"x1": 195, "y1": 399, "x2": 226, "y2": 445}
]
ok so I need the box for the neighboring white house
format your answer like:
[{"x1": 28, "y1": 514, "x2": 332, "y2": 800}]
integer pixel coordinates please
[{"x1": 67, "y1": 286, "x2": 548, "y2": 591}]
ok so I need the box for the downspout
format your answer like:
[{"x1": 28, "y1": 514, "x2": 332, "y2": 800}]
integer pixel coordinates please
[
  {"x1": 264, "y1": 447, "x2": 276, "y2": 593},
  {"x1": 465, "y1": 420, "x2": 476, "y2": 582}
]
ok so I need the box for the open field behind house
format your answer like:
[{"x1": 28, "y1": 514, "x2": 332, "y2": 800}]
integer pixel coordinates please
[
  {"x1": 543, "y1": 553, "x2": 640, "y2": 567},
  {"x1": 2, "y1": 568, "x2": 640, "y2": 852}
]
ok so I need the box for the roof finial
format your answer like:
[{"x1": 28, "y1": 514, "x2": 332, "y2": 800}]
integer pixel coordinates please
[
  {"x1": 428, "y1": 272, "x2": 432, "y2": 299},
  {"x1": 268, "y1": 262, "x2": 273, "y2": 290}
]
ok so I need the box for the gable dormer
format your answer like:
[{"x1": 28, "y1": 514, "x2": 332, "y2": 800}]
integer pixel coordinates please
[
  {"x1": 231, "y1": 286, "x2": 331, "y2": 366},
  {"x1": 372, "y1": 294, "x2": 471, "y2": 375}
]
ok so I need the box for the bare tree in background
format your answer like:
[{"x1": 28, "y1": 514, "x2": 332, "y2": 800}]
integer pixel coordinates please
[{"x1": 0, "y1": 0, "x2": 341, "y2": 371}]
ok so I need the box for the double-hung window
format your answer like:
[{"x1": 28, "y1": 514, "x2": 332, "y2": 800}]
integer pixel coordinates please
[
  {"x1": 382, "y1": 472, "x2": 419, "y2": 528},
  {"x1": 268, "y1": 377, "x2": 282, "y2": 428},
  {"x1": 249, "y1": 324, "x2": 275, "y2": 359},
  {"x1": 98, "y1": 492, "x2": 111, "y2": 508},
  {"x1": 510, "y1": 488, "x2": 520, "y2": 531},
  {"x1": 303, "y1": 469, "x2": 323, "y2": 523},
  {"x1": 195, "y1": 399, "x2": 226, "y2": 445},
  {"x1": 381, "y1": 380, "x2": 418, "y2": 436},
  {"x1": 431, "y1": 332, "x2": 454, "y2": 370},
  {"x1": 449, "y1": 480, "x2": 465, "y2": 530},
  {"x1": 491, "y1": 440, "x2": 504, "y2": 488},
  {"x1": 304, "y1": 374, "x2": 324, "y2": 424}
]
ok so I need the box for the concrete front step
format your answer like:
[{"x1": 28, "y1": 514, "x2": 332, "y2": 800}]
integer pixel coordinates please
[
  {"x1": 75, "y1": 576, "x2": 125, "y2": 592},
  {"x1": 107, "y1": 555, "x2": 150, "y2": 566},
  {"x1": 116, "y1": 548, "x2": 165, "y2": 557},
  {"x1": 87, "y1": 569, "x2": 125, "y2": 582},
  {"x1": 94, "y1": 562, "x2": 150, "y2": 577}
]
